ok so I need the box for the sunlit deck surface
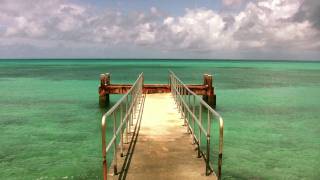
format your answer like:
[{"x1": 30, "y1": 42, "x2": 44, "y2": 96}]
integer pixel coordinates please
[{"x1": 109, "y1": 93, "x2": 216, "y2": 180}]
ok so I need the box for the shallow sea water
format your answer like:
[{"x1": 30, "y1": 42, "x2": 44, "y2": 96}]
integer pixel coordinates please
[{"x1": 0, "y1": 59, "x2": 319, "y2": 179}]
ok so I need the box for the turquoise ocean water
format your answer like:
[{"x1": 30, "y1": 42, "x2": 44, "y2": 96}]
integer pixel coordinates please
[{"x1": 0, "y1": 59, "x2": 319, "y2": 179}]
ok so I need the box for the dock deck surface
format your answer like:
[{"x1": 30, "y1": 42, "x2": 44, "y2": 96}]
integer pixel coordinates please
[{"x1": 122, "y1": 93, "x2": 216, "y2": 180}]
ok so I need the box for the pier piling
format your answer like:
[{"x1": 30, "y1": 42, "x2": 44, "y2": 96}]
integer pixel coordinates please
[
  {"x1": 99, "y1": 73, "x2": 110, "y2": 107},
  {"x1": 203, "y1": 74, "x2": 216, "y2": 108}
]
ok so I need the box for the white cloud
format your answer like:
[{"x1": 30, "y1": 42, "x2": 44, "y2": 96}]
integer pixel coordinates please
[
  {"x1": 258, "y1": 0, "x2": 300, "y2": 19},
  {"x1": 233, "y1": 0, "x2": 319, "y2": 51},
  {"x1": 135, "y1": 23, "x2": 156, "y2": 45},
  {"x1": 0, "y1": 0, "x2": 319, "y2": 59},
  {"x1": 223, "y1": 0, "x2": 243, "y2": 6},
  {"x1": 159, "y1": 9, "x2": 237, "y2": 51}
]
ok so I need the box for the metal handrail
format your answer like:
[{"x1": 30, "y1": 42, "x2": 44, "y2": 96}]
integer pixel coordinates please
[
  {"x1": 101, "y1": 73, "x2": 144, "y2": 180},
  {"x1": 169, "y1": 71, "x2": 224, "y2": 180}
]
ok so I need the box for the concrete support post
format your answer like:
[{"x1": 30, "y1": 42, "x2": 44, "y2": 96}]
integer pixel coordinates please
[
  {"x1": 203, "y1": 74, "x2": 216, "y2": 108},
  {"x1": 99, "y1": 73, "x2": 110, "y2": 108}
]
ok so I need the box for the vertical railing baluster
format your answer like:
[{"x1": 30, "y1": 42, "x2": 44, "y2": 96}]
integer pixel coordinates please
[
  {"x1": 218, "y1": 117, "x2": 224, "y2": 180},
  {"x1": 113, "y1": 111, "x2": 118, "y2": 175},
  {"x1": 183, "y1": 87, "x2": 185, "y2": 123},
  {"x1": 206, "y1": 110, "x2": 211, "y2": 175},
  {"x1": 178, "y1": 82, "x2": 180, "y2": 110},
  {"x1": 188, "y1": 91, "x2": 191, "y2": 134},
  {"x1": 101, "y1": 115, "x2": 107, "y2": 180},
  {"x1": 120, "y1": 103, "x2": 124, "y2": 157},
  {"x1": 192, "y1": 95, "x2": 196, "y2": 144},
  {"x1": 132, "y1": 88, "x2": 135, "y2": 119},
  {"x1": 206, "y1": 133, "x2": 210, "y2": 176},
  {"x1": 179, "y1": 81, "x2": 181, "y2": 111},
  {"x1": 129, "y1": 91, "x2": 132, "y2": 129},
  {"x1": 126, "y1": 95, "x2": 130, "y2": 140},
  {"x1": 198, "y1": 104, "x2": 202, "y2": 158}
]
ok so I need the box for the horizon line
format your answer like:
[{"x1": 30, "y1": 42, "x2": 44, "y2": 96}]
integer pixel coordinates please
[{"x1": 0, "y1": 58, "x2": 319, "y2": 62}]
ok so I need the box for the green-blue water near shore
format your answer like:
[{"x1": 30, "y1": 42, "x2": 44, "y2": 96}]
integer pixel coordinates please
[{"x1": 0, "y1": 59, "x2": 319, "y2": 179}]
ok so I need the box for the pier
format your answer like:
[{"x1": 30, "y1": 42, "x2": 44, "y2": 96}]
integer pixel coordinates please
[
  {"x1": 100, "y1": 71, "x2": 224, "y2": 180},
  {"x1": 99, "y1": 72, "x2": 216, "y2": 108}
]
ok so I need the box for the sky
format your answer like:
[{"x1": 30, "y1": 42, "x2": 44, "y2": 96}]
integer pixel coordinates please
[{"x1": 0, "y1": 0, "x2": 319, "y2": 60}]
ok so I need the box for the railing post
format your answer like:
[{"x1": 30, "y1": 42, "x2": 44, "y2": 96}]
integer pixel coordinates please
[
  {"x1": 188, "y1": 92, "x2": 191, "y2": 134},
  {"x1": 183, "y1": 88, "x2": 187, "y2": 126},
  {"x1": 198, "y1": 104, "x2": 202, "y2": 158},
  {"x1": 135, "y1": 88, "x2": 137, "y2": 114},
  {"x1": 206, "y1": 110, "x2": 211, "y2": 175},
  {"x1": 171, "y1": 75, "x2": 174, "y2": 95},
  {"x1": 103, "y1": 158, "x2": 107, "y2": 180},
  {"x1": 188, "y1": 92, "x2": 191, "y2": 109},
  {"x1": 218, "y1": 118, "x2": 224, "y2": 180},
  {"x1": 132, "y1": 90, "x2": 135, "y2": 120},
  {"x1": 125, "y1": 96, "x2": 129, "y2": 143},
  {"x1": 171, "y1": 76, "x2": 174, "y2": 97},
  {"x1": 130, "y1": 92, "x2": 134, "y2": 128},
  {"x1": 206, "y1": 134, "x2": 210, "y2": 176},
  {"x1": 113, "y1": 112, "x2": 118, "y2": 175},
  {"x1": 102, "y1": 116, "x2": 107, "y2": 180},
  {"x1": 120, "y1": 103, "x2": 124, "y2": 157},
  {"x1": 176, "y1": 80, "x2": 178, "y2": 104},
  {"x1": 177, "y1": 82, "x2": 180, "y2": 112},
  {"x1": 192, "y1": 95, "x2": 196, "y2": 145}
]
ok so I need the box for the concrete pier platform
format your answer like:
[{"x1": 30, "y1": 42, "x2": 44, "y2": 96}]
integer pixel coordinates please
[{"x1": 121, "y1": 93, "x2": 216, "y2": 180}]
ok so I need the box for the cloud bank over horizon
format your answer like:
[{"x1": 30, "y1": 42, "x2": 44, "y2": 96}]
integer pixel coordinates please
[{"x1": 0, "y1": 0, "x2": 319, "y2": 60}]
